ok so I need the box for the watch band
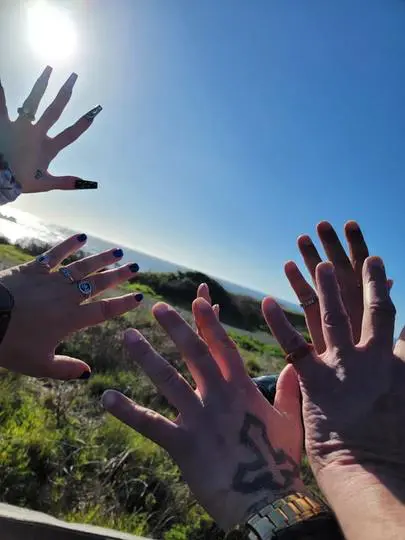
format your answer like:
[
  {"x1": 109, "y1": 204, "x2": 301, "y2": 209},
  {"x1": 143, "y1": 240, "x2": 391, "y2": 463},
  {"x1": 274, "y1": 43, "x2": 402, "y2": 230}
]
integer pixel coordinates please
[{"x1": 230, "y1": 492, "x2": 331, "y2": 540}]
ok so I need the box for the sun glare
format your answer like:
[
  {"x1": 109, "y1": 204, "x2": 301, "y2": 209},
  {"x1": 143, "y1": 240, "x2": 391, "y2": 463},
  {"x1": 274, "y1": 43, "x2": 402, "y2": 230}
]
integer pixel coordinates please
[{"x1": 26, "y1": 0, "x2": 77, "y2": 63}]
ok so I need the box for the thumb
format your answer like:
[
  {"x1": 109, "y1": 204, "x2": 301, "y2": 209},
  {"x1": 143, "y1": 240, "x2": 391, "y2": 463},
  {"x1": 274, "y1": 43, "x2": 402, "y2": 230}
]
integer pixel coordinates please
[
  {"x1": 49, "y1": 355, "x2": 91, "y2": 380},
  {"x1": 274, "y1": 363, "x2": 301, "y2": 418}
]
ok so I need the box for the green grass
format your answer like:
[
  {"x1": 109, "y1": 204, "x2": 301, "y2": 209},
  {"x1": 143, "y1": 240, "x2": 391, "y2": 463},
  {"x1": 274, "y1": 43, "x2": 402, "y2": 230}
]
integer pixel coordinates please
[
  {"x1": 120, "y1": 281, "x2": 163, "y2": 299},
  {"x1": 0, "y1": 245, "x2": 32, "y2": 265}
]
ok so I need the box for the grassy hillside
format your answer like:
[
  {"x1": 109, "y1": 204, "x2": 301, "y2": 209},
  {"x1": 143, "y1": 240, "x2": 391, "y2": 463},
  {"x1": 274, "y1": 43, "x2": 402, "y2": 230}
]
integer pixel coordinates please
[{"x1": 0, "y1": 238, "x2": 317, "y2": 539}]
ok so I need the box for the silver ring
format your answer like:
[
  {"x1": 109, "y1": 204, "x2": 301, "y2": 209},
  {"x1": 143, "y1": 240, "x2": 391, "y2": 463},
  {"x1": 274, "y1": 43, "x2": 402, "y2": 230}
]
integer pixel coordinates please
[
  {"x1": 17, "y1": 105, "x2": 35, "y2": 122},
  {"x1": 36, "y1": 254, "x2": 51, "y2": 270},
  {"x1": 77, "y1": 280, "x2": 93, "y2": 297},
  {"x1": 300, "y1": 296, "x2": 319, "y2": 309},
  {"x1": 59, "y1": 267, "x2": 75, "y2": 283}
]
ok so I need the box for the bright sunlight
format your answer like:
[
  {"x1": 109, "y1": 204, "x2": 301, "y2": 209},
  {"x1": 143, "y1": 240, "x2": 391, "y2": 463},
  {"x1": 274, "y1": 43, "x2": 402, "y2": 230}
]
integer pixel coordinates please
[{"x1": 26, "y1": 0, "x2": 77, "y2": 63}]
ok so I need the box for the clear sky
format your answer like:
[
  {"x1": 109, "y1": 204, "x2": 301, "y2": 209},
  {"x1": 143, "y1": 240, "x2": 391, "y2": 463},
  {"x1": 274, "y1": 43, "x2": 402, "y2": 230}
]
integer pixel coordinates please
[{"x1": 2, "y1": 0, "x2": 405, "y2": 325}]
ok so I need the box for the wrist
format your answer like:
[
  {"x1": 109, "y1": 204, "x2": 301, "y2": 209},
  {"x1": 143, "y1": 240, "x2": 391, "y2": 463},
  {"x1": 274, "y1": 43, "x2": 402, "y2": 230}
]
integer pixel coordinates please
[{"x1": 218, "y1": 478, "x2": 307, "y2": 531}]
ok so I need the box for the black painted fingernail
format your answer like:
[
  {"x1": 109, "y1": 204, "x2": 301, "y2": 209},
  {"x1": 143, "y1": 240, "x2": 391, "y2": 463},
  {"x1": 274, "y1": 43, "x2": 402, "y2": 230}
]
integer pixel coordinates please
[
  {"x1": 85, "y1": 105, "x2": 103, "y2": 121},
  {"x1": 135, "y1": 293, "x2": 143, "y2": 302},
  {"x1": 75, "y1": 180, "x2": 98, "y2": 190},
  {"x1": 79, "y1": 370, "x2": 91, "y2": 380},
  {"x1": 129, "y1": 263, "x2": 139, "y2": 273},
  {"x1": 64, "y1": 72, "x2": 78, "y2": 90},
  {"x1": 113, "y1": 248, "x2": 123, "y2": 258},
  {"x1": 77, "y1": 233, "x2": 87, "y2": 242}
]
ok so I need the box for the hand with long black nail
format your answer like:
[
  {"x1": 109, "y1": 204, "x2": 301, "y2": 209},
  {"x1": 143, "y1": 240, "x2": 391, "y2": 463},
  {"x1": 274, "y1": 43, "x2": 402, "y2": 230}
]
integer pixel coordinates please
[
  {"x1": 102, "y1": 299, "x2": 305, "y2": 531},
  {"x1": 284, "y1": 221, "x2": 393, "y2": 353},
  {"x1": 0, "y1": 66, "x2": 102, "y2": 194},
  {"x1": 0, "y1": 235, "x2": 142, "y2": 379},
  {"x1": 263, "y1": 258, "x2": 405, "y2": 540}
]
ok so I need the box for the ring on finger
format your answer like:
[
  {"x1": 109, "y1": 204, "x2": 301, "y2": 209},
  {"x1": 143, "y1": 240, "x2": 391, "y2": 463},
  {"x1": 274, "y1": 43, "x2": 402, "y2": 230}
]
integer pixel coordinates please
[
  {"x1": 59, "y1": 267, "x2": 75, "y2": 283},
  {"x1": 77, "y1": 280, "x2": 93, "y2": 298},
  {"x1": 17, "y1": 104, "x2": 35, "y2": 122},
  {"x1": 300, "y1": 295, "x2": 319, "y2": 308},
  {"x1": 36, "y1": 254, "x2": 51, "y2": 270},
  {"x1": 285, "y1": 343, "x2": 313, "y2": 364}
]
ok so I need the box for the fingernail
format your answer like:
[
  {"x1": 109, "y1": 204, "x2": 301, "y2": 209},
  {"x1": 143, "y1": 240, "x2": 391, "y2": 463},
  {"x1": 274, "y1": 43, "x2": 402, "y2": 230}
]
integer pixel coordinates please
[
  {"x1": 79, "y1": 370, "x2": 91, "y2": 380},
  {"x1": 85, "y1": 105, "x2": 103, "y2": 121},
  {"x1": 113, "y1": 248, "x2": 123, "y2": 258},
  {"x1": 77, "y1": 233, "x2": 87, "y2": 242},
  {"x1": 34, "y1": 169, "x2": 43, "y2": 179},
  {"x1": 64, "y1": 72, "x2": 78, "y2": 90},
  {"x1": 75, "y1": 180, "x2": 98, "y2": 190},
  {"x1": 318, "y1": 223, "x2": 336, "y2": 243},
  {"x1": 42, "y1": 65, "x2": 53, "y2": 78},
  {"x1": 124, "y1": 328, "x2": 143, "y2": 345},
  {"x1": 101, "y1": 390, "x2": 116, "y2": 408},
  {"x1": 135, "y1": 293, "x2": 143, "y2": 302},
  {"x1": 129, "y1": 263, "x2": 139, "y2": 273},
  {"x1": 345, "y1": 222, "x2": 362, "y2": 241},
  {"x1": 153, "y1": 302, "x2": 170, "y2": 315}
]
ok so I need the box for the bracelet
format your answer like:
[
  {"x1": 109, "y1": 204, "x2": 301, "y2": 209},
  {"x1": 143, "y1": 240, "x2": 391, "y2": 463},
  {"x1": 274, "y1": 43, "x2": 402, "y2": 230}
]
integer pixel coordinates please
[{"x1": 0, "y1": 154, "x2": 22, "y2": 205}]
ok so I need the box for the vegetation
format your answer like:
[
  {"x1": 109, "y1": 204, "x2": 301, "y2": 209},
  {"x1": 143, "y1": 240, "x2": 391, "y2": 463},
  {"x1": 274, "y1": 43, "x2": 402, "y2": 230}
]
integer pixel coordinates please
[{"x1": 0, "y1": 238, "x2": 318, "y2": 538}]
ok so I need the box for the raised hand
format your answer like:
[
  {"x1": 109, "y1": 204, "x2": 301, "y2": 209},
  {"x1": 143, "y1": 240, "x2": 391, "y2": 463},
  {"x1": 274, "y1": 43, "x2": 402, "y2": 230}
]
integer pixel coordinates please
[
  {"x1": 263, "y1": 257, "x2": 404, "y2": 488},
  {"x1": 0, "y1": 66, "x2": 101, "y2": 194},
  {"x1": 285, "y1": 221, "x2": 392, "y2": 353},
  {"x1": 102, "y1": 299, "x2": 304, "y2": 530},
  {"x1": 0, "y1": 236, "x2": 142, "y2": 379}
]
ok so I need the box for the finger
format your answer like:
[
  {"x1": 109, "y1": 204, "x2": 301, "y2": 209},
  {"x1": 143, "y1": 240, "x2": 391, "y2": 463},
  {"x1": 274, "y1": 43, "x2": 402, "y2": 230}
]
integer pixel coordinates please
[
  {"x1": 0, "y1": 79, "x2": 8, "y2": 119},
  {"x1": 73, "y1": 293, "x2": 143, "y2": 330},
  {"x1": 123, "y1": 329, "x2": 201, "y2": 416},
  {"x1": 297, "y1": 235, "x2": 322, "y2": 284},
  {"x1": 74, "y1": 263, "x2": 140, "y2": 301},
  {"x1": 361, "y1": 257, "x2": 396, "y2": 348},
  {"x1": 48, "y1": 355, "x2": 91, "y2": 380},
  {"x1": 51, "y1": 105, "x2": 102, "y2": 152},
  {"x1": 262, "y1": 297, "x2": 317, "y2": 379},
  {"x1": 27, "y1": 233, "x2": 87, "y2": 271},
  {"x1": 273, "y1": 364, "x2": 301, "y2": 419},
  {"x1": 36, "y1": 72, "x2": 78, "y2": 131},
  {"x1": 35, "y1": 173, "x2": 98, "y2": 192},
  {"x1": 65, "y1": 247, "x2": 125, "y2": 280},
  {"x1": 102, "y1": 390, "x2": 180, "y2": 454},
  {"x1": 284, "y1": 261, "x2": 325, "y2": 353},
  {"x1": 153, "y1": 302, "x2": 224, "y2": 393},
  {"x1": 192, "y1": 297, "x2": 246, "y2": 381},
  {"x1": 197, "y1": 283, "x2": 212, "y2": 304},
  {"x1": 316, "y1": 262, "x2": 353, "y2": 352},
  {"x1": 317, "y1": 221, "x2": 363, "y2": 341},
  {"x1": 344, "y1": 221, "x2": 369, "y2": 283},
  {"x1": 19, "y1": 65, "x2": 52, "y2": 118}
]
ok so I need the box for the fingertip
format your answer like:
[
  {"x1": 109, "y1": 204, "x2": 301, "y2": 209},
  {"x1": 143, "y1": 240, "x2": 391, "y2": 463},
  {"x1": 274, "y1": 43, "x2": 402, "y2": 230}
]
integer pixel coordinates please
[
  {"x1": 297, "y1": 234, "x2": 312, "y2": 248},
  {"x1": 315, "y1": 261, "x2": 334, "y2": 279},
  {"x1": 101, "y1": 389, "x2": 121, "y2": 409},
  {"x1": 152, "y1": 302, "x2": 171, "y2": 317},
  {"x1": 284, "y1": 260, "x2": 298, "y2": 275},
  {"x1": 316, "y1": 220, "x2": 333, "y2": 234},
  {"x1": 124, "y1": 328, "x2": 142, "y2": 347},
  {"x1": 344, "y1": 220, "x2": 360, "y2": 233},
  {"x1": 262, "y1": 296, "x2": 279, "y2": 313}
]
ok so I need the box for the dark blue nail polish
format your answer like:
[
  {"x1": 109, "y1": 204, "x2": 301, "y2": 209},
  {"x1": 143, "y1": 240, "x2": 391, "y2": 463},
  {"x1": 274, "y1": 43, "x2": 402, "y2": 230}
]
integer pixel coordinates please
[
  {"x1": 77, "y1": 233, "x2": 87, "y2": 242},
  {"x1": 129, "y1": 263, "x2": 139, "y2": 273},
  {"x1": 79, "y1": 371, "x2": 91, "y2": 380},
  {"x1": 113, "y1": 248, "x2": 123, "y2": 258},
  {"x1": 135, "y1": 293, "x2": 143, "y2": 302}
]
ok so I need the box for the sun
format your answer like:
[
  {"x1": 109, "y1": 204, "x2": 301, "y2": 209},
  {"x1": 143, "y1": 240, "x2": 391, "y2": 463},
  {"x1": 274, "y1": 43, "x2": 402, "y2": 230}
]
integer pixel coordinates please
[{"x1": 26, "y1": 0, "x2": 78, "y2": 63}]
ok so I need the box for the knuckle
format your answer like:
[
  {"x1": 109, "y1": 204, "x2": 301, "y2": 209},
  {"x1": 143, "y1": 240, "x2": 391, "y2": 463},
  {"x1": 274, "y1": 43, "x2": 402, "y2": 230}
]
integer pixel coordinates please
[
  {"x1": 285, "y1": 332, "x2": 305, "y2": 353},
  {"x1": 322, "y1": 309, "x2": 348, "y2": 327},
  {"x1": 99, "y1": 299, "x2": 113, "y2": 319},
  {"x1": 369, "y1": 298, "x2": 396, "y2": 318},
  {"x1": 155, "y1": 365, "x2": 179, "y2": 389}
]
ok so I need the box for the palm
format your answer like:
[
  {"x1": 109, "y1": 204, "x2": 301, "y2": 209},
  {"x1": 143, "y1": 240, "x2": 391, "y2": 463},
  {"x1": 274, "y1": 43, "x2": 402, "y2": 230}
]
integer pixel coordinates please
[{"x1": 0, "y1": 66, "x2": 100, "y2": 194}]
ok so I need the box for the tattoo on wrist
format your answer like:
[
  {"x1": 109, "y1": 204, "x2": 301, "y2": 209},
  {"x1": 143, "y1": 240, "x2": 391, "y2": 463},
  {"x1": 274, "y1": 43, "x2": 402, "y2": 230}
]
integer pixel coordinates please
[{"x1": 232, "y1": 413, "x2": 300, "y2": 496}]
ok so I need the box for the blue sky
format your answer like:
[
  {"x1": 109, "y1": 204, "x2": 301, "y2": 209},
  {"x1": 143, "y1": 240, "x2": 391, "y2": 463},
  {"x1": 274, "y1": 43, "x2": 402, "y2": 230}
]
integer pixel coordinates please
[{"x1": 2, "y1": 0, "x2": 405, "y2": 325}]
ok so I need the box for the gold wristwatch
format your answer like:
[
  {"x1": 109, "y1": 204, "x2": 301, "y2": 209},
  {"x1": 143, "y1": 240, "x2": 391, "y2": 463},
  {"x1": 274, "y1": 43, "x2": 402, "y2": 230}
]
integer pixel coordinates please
[{"x1": 228, "y1": 492, "x2": 331, "y2": 539}]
